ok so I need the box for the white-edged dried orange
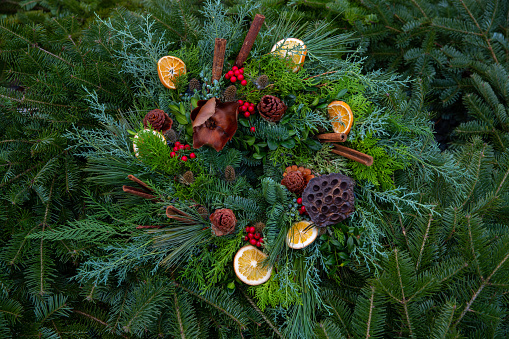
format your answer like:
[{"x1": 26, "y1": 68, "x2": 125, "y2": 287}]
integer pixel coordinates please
[{"x1": 233, "y1": 245, "x2": 272, "y2": 285}]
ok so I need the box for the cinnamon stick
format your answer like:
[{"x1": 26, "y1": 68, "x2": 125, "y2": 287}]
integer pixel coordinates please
[
  {"x1": 211, "y1": 38, "x2": 227, "y2": 83},
  {"x1": 127, "y1": 175, "x2": 153, "y2": 192},
  {"x1": 331, "y1": 144, "x2": 373, "y2": 166},
  {"x1": 166, "y1": 206, "x2": 196, "y2": 224},
  {"x1": 316, "y1": 133, "x2": 347, "y2": 143},
  {"x1": 122, "y1": 185, "x2": 158, "y2": 200},
  {"x1": 136, "y1": 225, "x2": 164, "y2": 229},
  {"x1": 235, "y1": 14, "x2": 265, "y2": 68}
]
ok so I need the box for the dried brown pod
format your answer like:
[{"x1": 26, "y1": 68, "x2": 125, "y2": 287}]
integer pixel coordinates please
[
  {"x1": 281, "y1": 171, "x2": 306, "y2": 194},
  {"x1": 257, "y1": 95, "x2": 287, "y2": 122},
  {"x1": 283, "y1": 165, "x2": 315, "y2": 186},
  {"x1": 143, "y1": 109, "x2": 173, "y2": 132},
  {"x1": 255, "y1": 74, "x2": 269, "y2": 89},
  {"x1": 210, "y1": 208, "x2": 237, "y2": 236},
  {"x1": 253, "y1": 221, "x2": 266, "y2": 233},
  {"x1": 302, "y1": 173, "x2": 355, "y2": 227},
  {"x1": 225, "y1": 165, "x2": 236, "y2": 182},
  {"x1": 188, "y1": 78, "x2": 201, "y2": 92},
  {"x1": 222, "y1": 85, "x2": 237, "y2": 102},
  {"x1": 179, "y1": 171, "x2": 194, "y2": 185},
  {"x1": 196, "y1": 205, "x2": 209, "y2": 218},
  {"x1": 191, "y1": 98, "x2": 239, "y2": 151},
  {"x1": 164, "y1": 128, "x2": 178, "y2": 144}
]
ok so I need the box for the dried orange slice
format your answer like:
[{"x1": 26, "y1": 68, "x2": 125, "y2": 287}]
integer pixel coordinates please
[
  {"x1": 157, "y1": 56, "x2": 186, "y2": 89},
  {"x1": 286, "y1": 220, "x2": 318, "y2": 249},
  {"x1": 327, "y1": 101, "x2": 353, "y2": 135},
  {"x1": 132, "y1": 129, "x2": 166, "y2": 158},
  {"x1": 270, "y1": 38, "x2": 307, "y2": 73},
  {"x1": 233, "y1": 245, "x2": 272, "y2": 285}
]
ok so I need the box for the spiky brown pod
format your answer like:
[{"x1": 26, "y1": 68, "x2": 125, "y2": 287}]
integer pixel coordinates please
[
  {"x1": 143, "y1": 109, "x2": 173, "y2": 131},
  {"x1": 224, "y1": 165, "x2": 236, "y2": 182},
  {"x1": 257, "y1": 95, "x2": 287, "y2": 122},
  {"x1": 210, "y1": 208, "x2": 237, "y2": 236},
  {"x1": 189, "y1": 78, "x2": 201, "y2": 92},
  {"x1": 255, "y1": 74, "x2": 269, "y2": 89},
  {"x1": 164, "y1": 128, "x2": 177, "y2": 143},
  {"x1": 197, "y1": 205, "x2": 209, "y2": 218},
  {"x1": 180, "y1": 171, "x2": 194, "y2": 185},
  {"x1": 281, "y1": 171, "x2": 306, "y2": 194},
  {"x1": 222, "y1": 85, "x2": 237, "y2": 102},
  {"x1": 253, "y1": 221, "x2": 266, "y2": 233}
]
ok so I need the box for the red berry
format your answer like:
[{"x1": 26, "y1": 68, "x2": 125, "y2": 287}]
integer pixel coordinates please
[
  {"x1": 248, "y1": 106, "x2": 254, "y2": 112},
  {"x1": 300, "y1": 205, "x2": 306, "y2": 212},
  {"x1": 237, "y1": 74, "x2": 244, "y2": 81},
  {"x1": 225, "y1": 73, "x2": 230, "y2": 79},
  {"x1": 297, "y1": 198, "x2": 302, "y2": 204},
  {"x1": 239, "y1": 105, "x2": 245, "y2": 112},
  {"x1": 244, "y1": 112, "x2": 250, "y2": 118},
  {"x1": 248, "y1": 233, "x2": 254, "y2": 239},
  {"x1": 232, "y1": 66, "x2": 238, "y2": 71},
  {"x1": 245, "y1": 227, "x2": 250, "y2": 233},
  {"x1": 241, "y1": 80, "x2": 247, "y2": 86},
  {"x1": 189, "y1": 152, "x2": 196, "y2": 159},
  {"x1": 256, "y1": 241, "x2": 261, "y2": 247},
  {"x1": 170, "y1": 152, "x2": 176, "y2": 158},
  {"x1": 250, "y1": 127, "x2": 256, "y2": 132},
  {"x1": 239, "y1": 69, "x2": 244, "y2": 74},
  {"x1": 234, "y1": 70, "x2": 240, "y2": 77},
  {"x1": 238, "y1": 100, "x2": 244, "y2": 105},
  {"x1": 250, "y1": 239, "x2": 257, "y2": 246},
  {"x1": 179, "y1": 144, "x2": 185, "y2": 150},
  {"x1": 181, "y1": 156, "x2": 188, "y2": 162},
  {"x1": 175, "y1": 141, "x2": 181, "y2": 146},
  {"x1": 173, "y1": 146, "x2": 179, "y2": 152},
  {"x1": 230, "y1": 76, "x2": 237, "y2": 83},
  {"x1": 227, "y1": 70, "x2": 234, "y2": 76},
  {"x1": 254, "y1": 233, "x2": 261, "y2": 240},
  {"x1": 249, "y1": 226, "x2": 255, "y2": 233},
  {"x1": 244, "y1": 236, "x2": 249, "y2": 241},
  {"x1": 260, "y1": 238, "x2": 264, "y2": 243}
]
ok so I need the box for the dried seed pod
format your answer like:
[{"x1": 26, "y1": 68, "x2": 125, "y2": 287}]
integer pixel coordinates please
[
  {"x1": 164, "y1": 128, "x2": 178, "y2": 144},
  {"x1": 283, "y1": 165, "x2": 315, "y2": 186},
  {"x1": 189, "y1": 78, "x2": 201, "y2": 92},
  {"x1": 302, "y1": 173, "x2": 355, "y2": 227},
  {"x1": 179, "y1": 171, "x2": 194, "y2": 185},
  {"x1": 257, "y1": 95, "x2": 287, "y2": 122},
  {"x1": 222, "y1": 85, "x2": 237, "y2": 102},
  {"x1": 143, "y1": 109, "x2": 173, "y2": 132},
  {"x1": 281, "y1": 171, "x2": 306, "y2": 194},
  {"x1": 210, "y1": 208, "x2": 237, "y2": 236},
  {"x1": 225, "y1": 165, "x2": 236, "y2": 182},
  {"x1": 253, "y1": 221, "x2": 266, "y2": 233},
  {"x1": 196, "y1": 205, "x2": 209, "y2": 218},
  {"x1": 255, "y1": 74, "x2": 269, "y2": 89}
]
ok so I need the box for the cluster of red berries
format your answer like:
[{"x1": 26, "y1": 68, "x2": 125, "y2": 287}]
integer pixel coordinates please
[
  {"x1": 170, "y1": 141, "x2": 196, "y2": 162},
  {"x1": 297, "y1": 197, "x2": 307, "y2": 215},
  {"x1": 225, "y1": 66, "x2": 248, "y2": 86},
  {"x1": 244, "y1": 226, "x2": 264, "y2": 247},
  {"x1": 237, "y1": 100, "x2": 256, "y2": 133}
]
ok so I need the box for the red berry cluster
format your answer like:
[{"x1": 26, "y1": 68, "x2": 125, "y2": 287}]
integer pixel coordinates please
[
  {"x1": 225, "y1": 66, "x2": 248, "y2": 86},
  {"x1": 170, "y1": 141, "x2": 196, "y2": 162},
  {"x1": 297, "y1": 197, "x2": 307, "y2": 215},
  {"x1": 244, "y1": 226, "x2": 263, "y2": 247},
  {"x1": 238, "y1": 100, "x2": 255, "y2": 118}
]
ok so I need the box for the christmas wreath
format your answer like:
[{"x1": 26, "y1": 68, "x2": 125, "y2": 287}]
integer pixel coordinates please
[{"x1": 65, "y1": 4, "x2": 439, "y2": 337}]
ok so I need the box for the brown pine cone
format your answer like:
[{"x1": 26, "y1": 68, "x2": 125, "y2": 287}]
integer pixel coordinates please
[
  {"x1": 284, "y1": 165, "x2": 315, "y2": 186},
  {"x1": 257, "y1": 95, "x2": 287, "y2": 122},
  {"x1": 224, "y1": 165, "x2": 236, "y2": 182},
  {"x1": 210, "y1": 208, "x2": 237, "y2": 236},
  {"x1": 222, "y1": 85, "x2": 237, "y2": 102},
  {"x1": 189, "y1": 78, "x2": 201, "y2": 92},
  {"x1": 143, "y1": 109, "x2": 173, "y2": 132},
  {"x1": 281, "y1": 171, "x2": 306, "y2": 194}
]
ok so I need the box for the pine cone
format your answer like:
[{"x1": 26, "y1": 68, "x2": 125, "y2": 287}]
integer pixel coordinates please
[
  {"x1": 179, "y1": 171, "x2": 194, "y2": 185},
  {"x1": 222, "y1": 85, "x2": 237, "y2": 102},
  {"x1": 143, "y1": 109, "x2": 173, "y2": 132},
  {"x1": 164, "y1": 128, "x2": 178, "y2": 144},
  {"x1": 210, "y1": 208, "x2": 237, "y2": 236},
  {"x1": 284, "y1": 165, "x2": 315, "y2": 186},
  {"x1": 189, "y1": 78, "x2": 201, "y2": 92},
  {"x1": 257, "y1": 95, "x2": 287, "y2": 122},
  {"x1": 224, "y1": 165, "x2": 236, "y2": 182},
  {"x1": 255, "y1": 75, "x2": 269, "y2": 89},
  {"x1": 281, "y1": 171, "x2": 306, "y2": 194},
  {"x1": 197, "y1": 205, "x2": 209, "y2": 218}
]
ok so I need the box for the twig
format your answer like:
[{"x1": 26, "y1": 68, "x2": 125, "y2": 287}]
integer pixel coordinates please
[{"x1": 235, "y1": 14, "x2": 265, "y2": 68}]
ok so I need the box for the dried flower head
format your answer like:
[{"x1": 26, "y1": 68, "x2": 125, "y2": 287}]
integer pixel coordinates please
[
  {"x1": 143, "y1": 109, "x2": 173, "y2": 132},
  {"x1": 210, "y1": 208, "x2": 237, "y2": 236}
]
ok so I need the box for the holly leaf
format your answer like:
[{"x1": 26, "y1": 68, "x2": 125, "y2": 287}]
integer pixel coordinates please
[
  {"x1": 267, "y1": 139, "x2": 279, "y2": 150},
  {"x1": 280, "y1": 138, "x2": 295, "y2": 149}
]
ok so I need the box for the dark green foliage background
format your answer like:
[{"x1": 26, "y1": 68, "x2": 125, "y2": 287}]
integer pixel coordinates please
[{"x1": 0, "y1": 0, "x2": 508, "y2": 338}]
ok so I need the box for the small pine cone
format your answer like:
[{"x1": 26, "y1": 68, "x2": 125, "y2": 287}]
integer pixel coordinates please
[
  {"x1": 255, "y1": 75, "x2": 269, "y2": 89},
  {"x1": 222, "y1": 85, "x2": 237, "y2": 102},
  {"x1": 189, "y1": 78, "x2": 201, "y2": 92},
  {"x1": 180, "y1": 171, "x2": 194, "y2": 185},
  {"x1": 253, "y1": 221, "x2": 266, "y2": 233},
  {"x1": 164, "y1": 128, "x2": 178, "y2": 144},
  {"x1": 210, "y1": 208, "x2": 237, "y2": 236},
  {"x1": 257, "y1": 95, "x2": 287, "y2": 122},
  {"x1": 143, "y1": 109, "x2": 173, "y2": 132},
  {"x1": 197, "y1": 205, "x2": 209, "y2": 218},
  {"x1": 281, "y1": 171, "x2": 306, "y2": 194},
  {"x1": 224, "y1": 165, "x2": 236, "y2": 182}
]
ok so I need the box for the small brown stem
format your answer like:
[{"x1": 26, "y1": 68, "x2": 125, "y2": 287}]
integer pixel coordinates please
[
  {"x1": 331, "y1": 144, "x2": 373, "y2": 166},
  {"x1": 235, "y1": 14, "x2": 265, "y2": 68},
  {"x1": 211, "y1": 38, "x2": 227, "y2": 83},
  {"x1": 316, "y1": 133, "x2": 347, "y2": 142}
]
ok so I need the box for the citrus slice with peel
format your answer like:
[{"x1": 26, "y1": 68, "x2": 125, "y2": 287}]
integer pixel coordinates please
[
  {"x1": 157, "y1": 56, "x2": 186, "y2": 89},
  {"x1": 271, "y1": 38, "x2": 307, "y2": 73},
  {"x1": 327, "y1": 101, "x2": 353, "y2": 135},
  {"x1": 133, "y1": 129, "x2": 166, "y2": 158},
  {"x1": 286, "y1": 220, "x2": 318, "y2": 249},
  {"x1": 234, "y1": 245, "x2": 272, "y2": 285}
]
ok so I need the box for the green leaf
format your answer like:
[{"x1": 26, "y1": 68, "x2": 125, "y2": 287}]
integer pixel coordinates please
[
  {"x1": 175, "y1": 114, "x2": 189, "y2": 125},
  {"x1": 239, "y1": 119, "x2": 250, "y2": 127},
  {"x1": 267, "y1": 139, "x2": 279, "y2": 150},
  {"x1": 280, "y1": 139, "x2": 296, "y2": 149},
  {"x1": 245, "y1": 136, "x2": 256, "y2": 146},
  {"x1": 335, "y1": 88, "x2": 348, "y2": 99},
  {"x1": 304, "y1": 138, "x2": 322, "y2": 151}
]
